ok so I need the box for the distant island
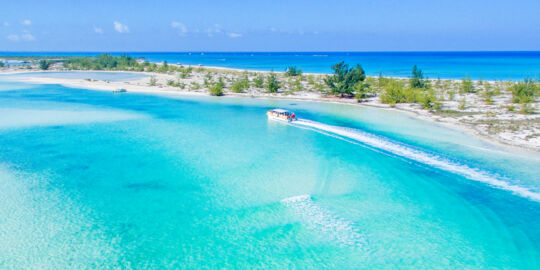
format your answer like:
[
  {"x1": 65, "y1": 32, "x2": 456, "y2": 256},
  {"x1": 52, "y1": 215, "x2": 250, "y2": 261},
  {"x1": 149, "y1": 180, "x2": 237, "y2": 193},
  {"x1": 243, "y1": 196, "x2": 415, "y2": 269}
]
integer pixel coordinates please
[{"x1": 1, "y1": 54, "x2": 539, "y2": 150}]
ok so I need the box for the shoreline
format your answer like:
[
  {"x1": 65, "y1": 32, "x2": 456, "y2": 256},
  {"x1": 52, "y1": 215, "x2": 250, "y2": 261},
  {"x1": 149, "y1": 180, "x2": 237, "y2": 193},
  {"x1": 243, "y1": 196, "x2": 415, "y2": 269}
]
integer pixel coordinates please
[{"x1": 0, "y1": 67, "x2": 538, "y2": 153}]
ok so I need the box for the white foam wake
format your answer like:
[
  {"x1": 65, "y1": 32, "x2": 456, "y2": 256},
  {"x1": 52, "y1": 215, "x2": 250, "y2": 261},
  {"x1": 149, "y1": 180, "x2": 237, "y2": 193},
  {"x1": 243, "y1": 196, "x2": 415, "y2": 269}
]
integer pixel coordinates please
[
  {"x1": 293, "y1": 119, "x2": 540, "y2": 202},
  {"x1": 281, "y1": 194, "x2": 364, "y2": 247}
]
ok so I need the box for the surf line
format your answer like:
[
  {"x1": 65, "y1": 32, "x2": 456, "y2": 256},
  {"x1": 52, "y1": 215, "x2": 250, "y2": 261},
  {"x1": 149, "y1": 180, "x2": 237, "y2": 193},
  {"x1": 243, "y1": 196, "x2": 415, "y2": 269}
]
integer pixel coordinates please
[
  {"x1": 291, "y1": 119, "x2": 540, "y2": 202},
  {"x1": 281, "y1": 194, "x2": 365, "y2": 247}
]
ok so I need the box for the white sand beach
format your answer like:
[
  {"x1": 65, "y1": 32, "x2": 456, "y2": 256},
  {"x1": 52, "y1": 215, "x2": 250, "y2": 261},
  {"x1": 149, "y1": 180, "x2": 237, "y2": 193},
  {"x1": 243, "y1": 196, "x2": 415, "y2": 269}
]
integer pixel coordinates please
[{"x1": 1, "y1": 66, "x2": 538, "y2": 152}]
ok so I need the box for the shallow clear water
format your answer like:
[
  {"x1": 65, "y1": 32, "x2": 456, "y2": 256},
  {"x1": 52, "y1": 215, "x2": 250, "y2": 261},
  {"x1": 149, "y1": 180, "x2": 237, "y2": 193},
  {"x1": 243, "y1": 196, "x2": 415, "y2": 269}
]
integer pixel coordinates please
[
  {"x1": 2, "y1": 51, "x2": 540, "y2": 80},
  {"x1": 2, "y1": 71, "x2": 148, "y2": 82},
  {"x1": 1, "y1": 78, "x2": 540, "y2": 268}
]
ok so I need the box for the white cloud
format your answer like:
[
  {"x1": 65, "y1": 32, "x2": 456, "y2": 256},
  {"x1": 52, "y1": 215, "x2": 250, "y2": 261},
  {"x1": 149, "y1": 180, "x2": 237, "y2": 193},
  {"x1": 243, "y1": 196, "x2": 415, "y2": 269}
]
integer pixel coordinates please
[
  {"x1": 113, "y1": 21, "x2": 129, "y2": 33},
  {"x1": 6, "y1": 34, "x2": 19, "y2": 42},
  {"x1": 94, "y1": 26, "x2": 104, "y2": 34},
  {"x1": 205, "y1": 24, "x2": 223, "y2": 37},
  {"x1": 3, "y1": 22, "x2": 9, "y2": 27},
  {"x1": 6, "y1": 31, "x2": 35, "y2": 42},
  {"x1": 22, "y1": 19, "x2": 32, "y2": 26},
  {"x1": 206, "y1": 24, "x2": 222, "y2": 34},
  {"x1": 21, "y1": 33, "x2": 35, "y2": 41},
  {"x1": 227, "y1": 32, "x2": 242, "y2": 38},
  {"x1": 171, "y1": 21, "x2": 187, "y2": 36},
  {"x1": 269, "y1": 27, "x2": 277, "y2": 32}
]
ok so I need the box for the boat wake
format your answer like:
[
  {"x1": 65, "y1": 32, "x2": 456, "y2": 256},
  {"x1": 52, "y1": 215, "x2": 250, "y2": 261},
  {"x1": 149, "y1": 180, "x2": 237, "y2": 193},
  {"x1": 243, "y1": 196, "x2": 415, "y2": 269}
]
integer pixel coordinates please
[
  {"x1": 292, "y1": 119, "x2": 540, "y2": 202},
  {"x1": 281, "y1": 194, "x2": 365, "y2": 247}
]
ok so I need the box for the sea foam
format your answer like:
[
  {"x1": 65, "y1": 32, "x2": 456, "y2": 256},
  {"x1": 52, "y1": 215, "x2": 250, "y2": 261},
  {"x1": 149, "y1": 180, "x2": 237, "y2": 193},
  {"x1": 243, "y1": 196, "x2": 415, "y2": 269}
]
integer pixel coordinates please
[
  {"x1": 281, "y1": 194, "x2": 365, "y2": 247},
  {"x1": 293, "y1": 119, "x2": 540, "y2": 202}
]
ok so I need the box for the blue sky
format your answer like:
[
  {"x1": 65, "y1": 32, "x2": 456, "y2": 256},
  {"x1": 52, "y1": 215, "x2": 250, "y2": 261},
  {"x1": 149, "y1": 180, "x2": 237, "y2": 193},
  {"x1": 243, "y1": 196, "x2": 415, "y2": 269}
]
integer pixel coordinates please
[{"x1": 1, "y1": 0, "x2": 539, "y2": 51}]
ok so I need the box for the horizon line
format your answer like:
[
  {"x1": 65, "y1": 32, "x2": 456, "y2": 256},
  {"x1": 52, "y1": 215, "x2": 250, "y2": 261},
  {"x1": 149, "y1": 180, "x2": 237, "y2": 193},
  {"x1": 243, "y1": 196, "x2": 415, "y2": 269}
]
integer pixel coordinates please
[{"x1": 1, "y1": 50, "x2": 540, "y2": 54}]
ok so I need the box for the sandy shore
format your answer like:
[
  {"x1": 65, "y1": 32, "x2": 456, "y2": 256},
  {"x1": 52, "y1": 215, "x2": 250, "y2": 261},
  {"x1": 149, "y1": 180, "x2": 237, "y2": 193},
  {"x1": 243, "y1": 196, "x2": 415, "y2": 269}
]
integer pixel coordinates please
[{"x1": 1, "y1": 67, "x2": 538, "y2": 152}]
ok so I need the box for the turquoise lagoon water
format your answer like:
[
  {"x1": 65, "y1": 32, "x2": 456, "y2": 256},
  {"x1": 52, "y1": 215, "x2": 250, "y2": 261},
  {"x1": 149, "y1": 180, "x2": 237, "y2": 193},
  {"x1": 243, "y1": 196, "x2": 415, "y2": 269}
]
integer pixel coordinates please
[
  {"x1": 2, "y1": 51, "x2": 540, "y2": 80},
  {"x1": 1, "y1": 78, "x2": 540, "y2": 268},
  {"x1": 3, "y1": 71, "x2": 148, "y2": 82}
]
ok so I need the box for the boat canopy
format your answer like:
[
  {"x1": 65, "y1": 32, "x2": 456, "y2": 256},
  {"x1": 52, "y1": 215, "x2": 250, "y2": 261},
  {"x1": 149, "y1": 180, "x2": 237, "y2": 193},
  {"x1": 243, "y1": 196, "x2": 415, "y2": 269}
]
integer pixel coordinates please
[{"x1": 271, "y1": 109, "x2": 291, "y2": 114}]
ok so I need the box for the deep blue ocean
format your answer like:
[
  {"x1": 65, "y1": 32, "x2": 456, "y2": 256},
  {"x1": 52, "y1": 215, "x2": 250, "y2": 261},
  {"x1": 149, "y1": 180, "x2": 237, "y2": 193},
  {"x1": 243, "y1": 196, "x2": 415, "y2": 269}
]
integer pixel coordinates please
[{"x1": 2, "y1": 51, "x2": 540, "y2": 80}]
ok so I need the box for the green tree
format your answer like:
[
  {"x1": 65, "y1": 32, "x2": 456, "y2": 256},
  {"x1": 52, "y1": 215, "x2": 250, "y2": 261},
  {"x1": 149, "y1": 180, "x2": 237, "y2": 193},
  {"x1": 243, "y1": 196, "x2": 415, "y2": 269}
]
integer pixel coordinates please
[
  {"x1": 265, "y1": 73, "x2": 280, "y2": 93},
  {"x1": 0, "y1": 61, "x2": 5, "y2": 68},
  {"x1": 410, "y1": 65, "x2": 425, "y2": 88},
  {"x1": 39, "y1": 60, "x2": 52, "y2": 70},
  {"x1": 285, "y1": 66, "x2": 302, "y2": 77},
  {"x1": 324, "y1": 62, "x2": 366, "y2": 97}
]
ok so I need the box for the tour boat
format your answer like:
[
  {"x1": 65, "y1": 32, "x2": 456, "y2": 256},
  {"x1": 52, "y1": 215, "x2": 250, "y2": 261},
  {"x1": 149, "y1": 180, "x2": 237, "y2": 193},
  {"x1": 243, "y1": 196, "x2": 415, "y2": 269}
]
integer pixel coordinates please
[
  {"x1": 267, "y1": 108, "x2": 296, "y2": 122},
  {"x1": 113, "y1": 88, "x2": 127, "y2": 93}
]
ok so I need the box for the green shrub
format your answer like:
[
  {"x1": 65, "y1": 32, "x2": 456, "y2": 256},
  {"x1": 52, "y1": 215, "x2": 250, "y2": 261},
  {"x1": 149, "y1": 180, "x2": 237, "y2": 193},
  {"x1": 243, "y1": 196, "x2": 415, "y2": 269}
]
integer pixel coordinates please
[
  {"x1": 231, "y1": 74, "x2": 250, "y2": 93},
  {"x1": 506, "y1": 105, "x2": 515, "y2": 112},
  {"x1": 447, "y1": 90, "x2": 456, "y2": 101},
  {"x1": 460, "y1": 76, "x2": 475, "y2": 93},
  {"x1": 307, "y1": 75, "x2": 315, "y2": 85},
  {"x1": 291, "y1": 78, "x2": 302, "y2": 92},
  {"x1": 354, "y1": 82, "x2": 371, "y2": 99},
  {"x1": 147, "y1": 63, "x2": 157, "y2": 72},
  {"x1": 458, "y1": 98, "x2": 467, "y2": 110},
  {"x1": 209, "y1": 77, "x2": 225, "y2": 96},
  {"x1": 179, "y1": 67, "x2": 192, "y2": 78},
  {"x1": 158, "y1": 61, "x2": 169, "y2": 73},
  {"x1": 435, "y1": 77, "x2": 442, "y2": 88},
  {"x1": 510, "y1": 78, "x2": 538, "y2": 104},
  {"x1": 253, "y1": 74, "x2": 264, "y2": 88},
  {"x1": 419, "y1": 89, "x2": 437, "y2": 110},
  {"x1": 149, "y1": 76, "x2": 157, "y2": 86},
  {"x1": 231, "y1": 79, "x2": 248, "y2": 93},
  {"x1": 380, "y1": 79, "x2": 406, "y2": 105},
  {"x1": 190, "y1": 82, "x2": 201, "y2": 90},
  {"x1": 313, "y1": 82, "x2": 326, "y2": 93},
  {"x1": 404, "y1": 88, "x2": 417, "y2": 103},
  {"x1": 285, "y1": 66, "x2": 302, "y2": 77},
  {"x1": 520, "y1": 103, "x2": 534, "y2": 114},
  {"x1": 203, "y1": 72, "x2": 214, "y2": 87},
  {"x1": 265, "y1": 73, "x2": 280, "y2": 93}
]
